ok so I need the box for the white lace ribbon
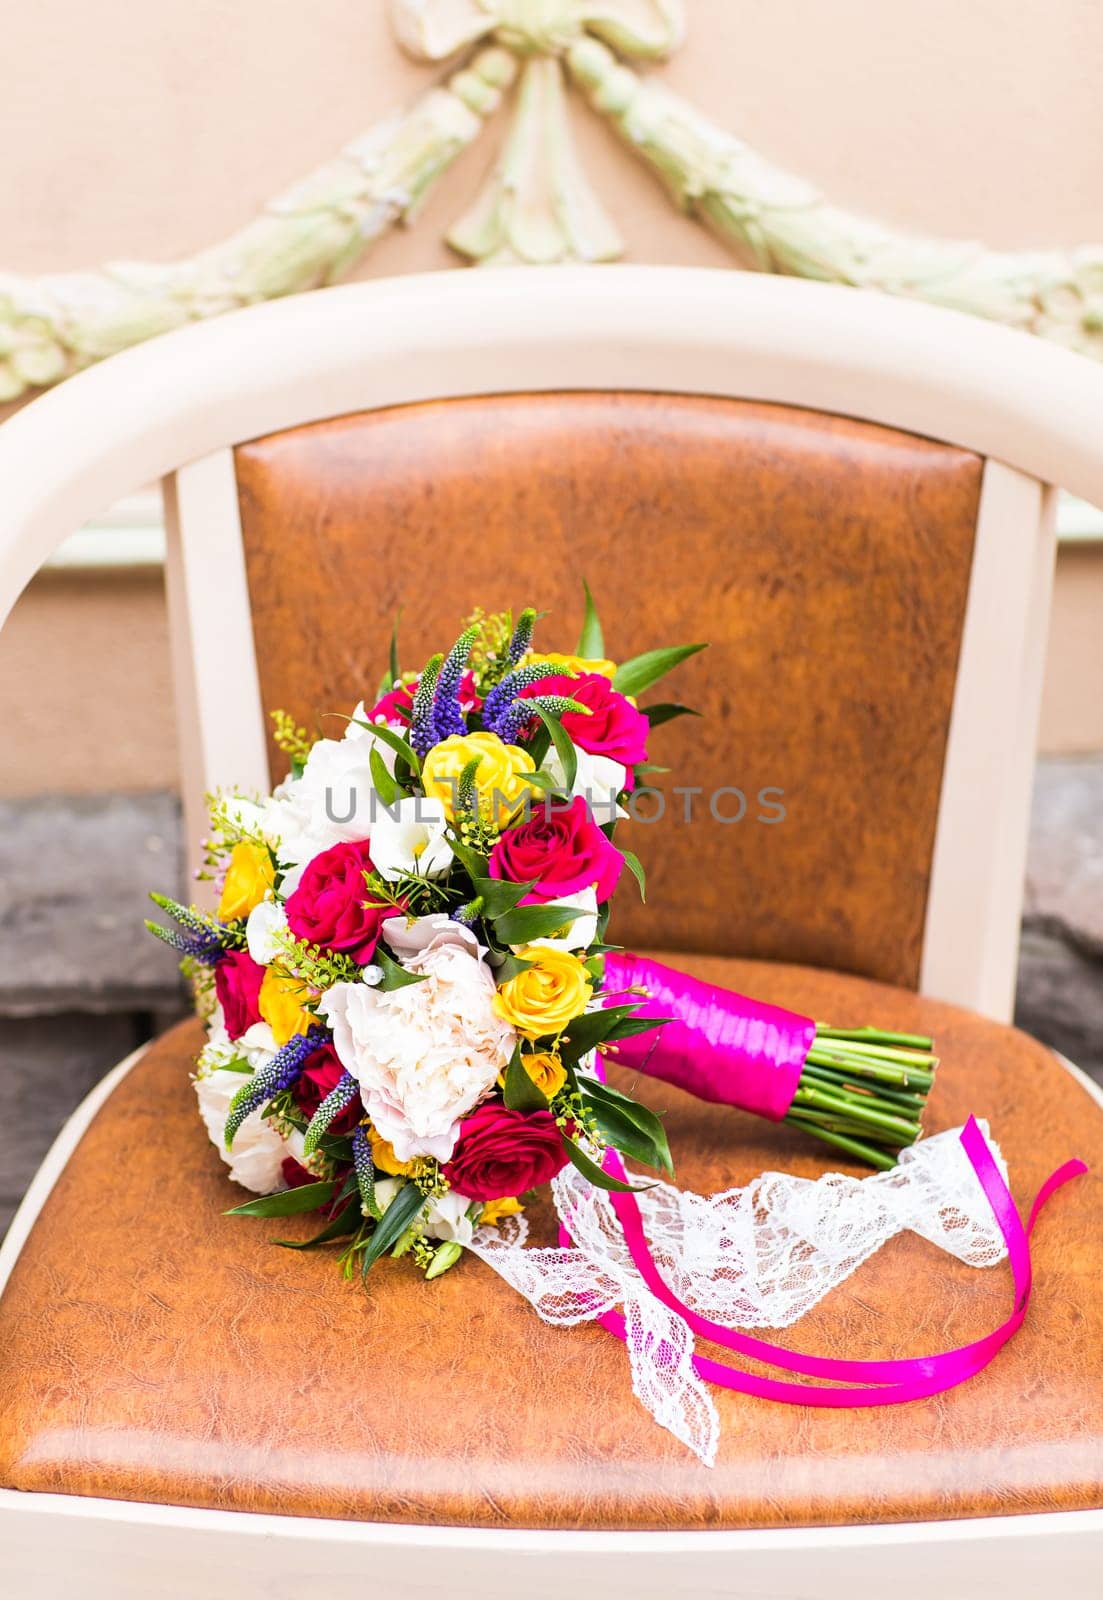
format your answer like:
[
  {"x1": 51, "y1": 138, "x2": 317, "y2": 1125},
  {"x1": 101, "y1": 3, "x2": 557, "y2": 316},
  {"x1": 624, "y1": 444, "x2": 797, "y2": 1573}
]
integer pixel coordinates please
[{"x1": 466, "y1": 1122, "x2": 1009, "y2": 1465}]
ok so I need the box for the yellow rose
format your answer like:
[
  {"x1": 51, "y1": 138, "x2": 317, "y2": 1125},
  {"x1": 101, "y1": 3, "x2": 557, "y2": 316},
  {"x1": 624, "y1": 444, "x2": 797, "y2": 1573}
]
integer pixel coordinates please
[
  {"x1": 480, "y1": 1195, "x2": 524, "y2": 1226},
  {"x1": 422, "y1": 731, "x2": 535, "y2": 825},
  {"x1": 533, "y1": 652, "x2": 617, "y2": 680},
  {"x1": 492, "y1": 947, "x2": 594, "y2": 1042},
  {"x1": 502, "y1": 1051, "x2": 567, "y2": 1099},
  {"x1": 258, "y1": 965, "x2": 315, "y2": 1045},
  {"x1": 368, "y1": 1125, "x2": 421, "y2": 1177},
  {"x1": 217, "y1": 841, "x2": 274, "y2": 922}
]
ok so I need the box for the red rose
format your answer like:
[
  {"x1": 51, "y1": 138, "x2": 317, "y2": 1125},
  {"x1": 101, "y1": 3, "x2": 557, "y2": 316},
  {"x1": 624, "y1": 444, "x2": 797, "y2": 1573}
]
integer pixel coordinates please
[
  {"x1": 285, "y1": 838, "x2": 385, "y2": 962},
  {"x1": 291, "y1": 1042, "x2": 362, "y2": 1135},
  {"x1": 488, "y1": 794, "x2": 623, "y2": 904},
  {"x1": 214, "y1": 949, "x2": 265, "y2": 1039},
  {"x1": 519, "y1": 672, "x2": 648, "y2": 778},
  {"x1": 281, "y1": 1154, "x2": 353, "y2": 1215},
  {"x1": 442, "y1": 1103, "x2": 568, "y2": 1201}
]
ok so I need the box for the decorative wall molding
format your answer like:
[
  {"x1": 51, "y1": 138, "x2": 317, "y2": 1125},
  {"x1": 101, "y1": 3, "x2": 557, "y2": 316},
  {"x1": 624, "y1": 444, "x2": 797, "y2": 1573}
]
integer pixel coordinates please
[{"x1": 2, "y1": 0, "x2": 1102, "y2": 403}]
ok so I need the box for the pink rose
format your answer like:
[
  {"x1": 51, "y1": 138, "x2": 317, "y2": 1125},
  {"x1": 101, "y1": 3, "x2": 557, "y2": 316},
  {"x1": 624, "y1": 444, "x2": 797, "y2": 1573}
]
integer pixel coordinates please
[
  {"x1": 488, "y1": 794, "x2": 623, "y2": 904},
  {"x1": 214, "y1": 949, "x2": 265, "y2": 1039},
  {"x1": 285, "y1": 838, "x2": 387, "y2": 963},
  {"x1": 442, "y1": 1103, "x2": 568, "y2": 1201},
  {"x1": 519, "y1": 672, "x2": 649, "y2": 777}
]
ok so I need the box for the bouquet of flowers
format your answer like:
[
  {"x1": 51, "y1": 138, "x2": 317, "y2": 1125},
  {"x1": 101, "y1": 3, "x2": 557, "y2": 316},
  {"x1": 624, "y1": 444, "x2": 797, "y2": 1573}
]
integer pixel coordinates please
[
  {"x1": 148, "y1": 596, "x2": 708, "y2": 1280},
  {"x1": 147, "y1": 592, "x2": 1083, "y2": 1464}
]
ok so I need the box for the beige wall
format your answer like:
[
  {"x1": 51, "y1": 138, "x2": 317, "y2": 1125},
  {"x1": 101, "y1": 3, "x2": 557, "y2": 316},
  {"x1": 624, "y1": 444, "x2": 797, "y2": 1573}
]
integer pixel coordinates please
[
  {"x1": 2, "y1": 1, "x2": 1101, "y2": 797},
  {"x1": 3, "y1": 1, "x2": 1103, "y2": 282}
]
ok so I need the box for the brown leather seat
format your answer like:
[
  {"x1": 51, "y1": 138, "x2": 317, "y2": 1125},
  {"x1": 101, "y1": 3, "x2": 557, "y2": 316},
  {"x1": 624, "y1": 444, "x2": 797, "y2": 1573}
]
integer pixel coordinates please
[{"x1": 2, "y1": 954, "x2": 1099, "y2": 1530}]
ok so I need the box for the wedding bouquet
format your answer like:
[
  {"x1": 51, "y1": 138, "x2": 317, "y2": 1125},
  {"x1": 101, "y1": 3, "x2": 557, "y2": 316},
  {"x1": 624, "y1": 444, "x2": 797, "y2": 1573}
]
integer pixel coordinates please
[
  {"x1": 148, "y1": 595, "x2": 708, "y2": 1279},
  {"x1": 146, "y1": 592, "x2": 1083, "y2": 1463}
]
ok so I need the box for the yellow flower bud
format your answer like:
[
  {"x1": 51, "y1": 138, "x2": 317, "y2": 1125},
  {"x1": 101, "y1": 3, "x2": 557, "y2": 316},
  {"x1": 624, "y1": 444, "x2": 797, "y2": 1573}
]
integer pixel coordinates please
[
  {"x1": 517, "y1": 1051, "x2": 567, "y2": 1099},
  {"x1": 479, "y1": 1195, "x2": 524, "y2": 1227},
  {"x1": 532, "y1": 652, "x2": 617, "y2": 680},
  {"x1": 492, "y1": 947, "x2": 594, "y2": 1042},
  {"x1": 217, "y1": 841, "x2": 274, "y2": 922},
  {"x1": 367, "y1": 1125, "x2": 421, "y2": 1177},
  {"x1": 421, "y1": 731, "x2": 535, "y2": 826},
  {"x1": 258, "y1": 965, "x2": 314, "y2": 1045}
]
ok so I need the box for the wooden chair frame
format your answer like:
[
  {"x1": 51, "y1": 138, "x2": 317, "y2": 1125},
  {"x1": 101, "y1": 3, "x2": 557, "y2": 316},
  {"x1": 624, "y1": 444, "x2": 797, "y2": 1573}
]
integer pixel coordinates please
[{"x1": 2, "y1": 267, "x2": 1103, "y2": 1596}]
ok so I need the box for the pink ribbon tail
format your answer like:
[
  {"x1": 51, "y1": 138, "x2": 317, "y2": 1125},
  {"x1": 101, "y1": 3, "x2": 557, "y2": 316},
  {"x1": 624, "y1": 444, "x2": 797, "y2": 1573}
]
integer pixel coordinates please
[
  {"x1": 602, "y1": 950, "x2": 813, "y2": 1120},
  {"x1": 559, "y1": 1091, "x2": 1087, "y2": 1409}
]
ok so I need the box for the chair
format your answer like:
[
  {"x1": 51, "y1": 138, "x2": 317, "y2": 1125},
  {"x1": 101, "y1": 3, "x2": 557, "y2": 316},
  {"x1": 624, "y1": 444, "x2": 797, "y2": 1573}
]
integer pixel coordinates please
[{"x1": 0, "y1": 266, "x2": 1100, "y2": 1598}]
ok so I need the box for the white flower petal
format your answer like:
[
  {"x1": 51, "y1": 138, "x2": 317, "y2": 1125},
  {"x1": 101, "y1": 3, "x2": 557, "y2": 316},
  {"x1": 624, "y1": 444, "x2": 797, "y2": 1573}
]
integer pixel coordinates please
[
  {"x1": 518, "y1": 886, "x2": 599, "y2": 952},
  {"x1": 245, "y1": 898, "x2": 288, "y2": 965},
  {"x1": 194, "y1": 1068, "x2": 288, "y2": 1194},
  {"x1": 370, "y1": 796, "x2": 453, "y2": 882},
  {"x1": 319, "y1": 939, "x2": 515, "y2": 1163}
]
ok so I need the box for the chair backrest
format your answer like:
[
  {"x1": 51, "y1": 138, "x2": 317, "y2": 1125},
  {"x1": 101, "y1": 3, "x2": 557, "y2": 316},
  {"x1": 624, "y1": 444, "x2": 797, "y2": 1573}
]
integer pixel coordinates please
[{"x1": 4, "y1": 267, "x2": 1103, "y2": 1020}]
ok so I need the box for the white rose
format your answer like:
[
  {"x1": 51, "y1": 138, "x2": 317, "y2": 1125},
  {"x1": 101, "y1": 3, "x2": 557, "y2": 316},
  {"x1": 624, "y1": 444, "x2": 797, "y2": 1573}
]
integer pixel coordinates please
[
  {"x1": 370, "y1": 795, "x2": 453, "y2": 882},
  {"x1": 319, "y1": 933, "x2": 515, "y2": 1163},
  {"x1": 194, "y1": 1068, "x2": 288, "y2": 1194}
]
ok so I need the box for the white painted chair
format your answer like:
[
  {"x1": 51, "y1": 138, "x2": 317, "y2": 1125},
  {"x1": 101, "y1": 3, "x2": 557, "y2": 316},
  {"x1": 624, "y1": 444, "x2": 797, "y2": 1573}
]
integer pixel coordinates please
[{"x1": 1, "y1": 267, "x2": 1101, "y2": 1598}]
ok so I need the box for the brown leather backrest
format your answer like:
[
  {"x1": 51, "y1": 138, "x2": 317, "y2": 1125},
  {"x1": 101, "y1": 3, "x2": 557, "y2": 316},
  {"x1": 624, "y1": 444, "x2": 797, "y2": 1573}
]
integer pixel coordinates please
[{"x1": 235, "y1": 393, "x2": 981, "y2": 988}]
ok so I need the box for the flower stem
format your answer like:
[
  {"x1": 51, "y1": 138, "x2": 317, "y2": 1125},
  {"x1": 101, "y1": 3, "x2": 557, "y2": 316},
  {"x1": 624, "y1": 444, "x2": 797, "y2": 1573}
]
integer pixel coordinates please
[{"x1": 785, "y1": 1022, "x2": 938, "y2": 1167}]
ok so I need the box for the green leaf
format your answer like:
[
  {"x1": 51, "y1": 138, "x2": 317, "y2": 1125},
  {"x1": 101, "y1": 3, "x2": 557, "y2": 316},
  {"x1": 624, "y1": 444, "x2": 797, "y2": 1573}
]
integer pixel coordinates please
[
  {"x1": 446, "y1": 832, "x2": 490, "y2": 880},
  {"x1": 603, "y1": 1013, "x2": 670, "y2": 1043},
  {"x1": 640, "y1": 702, "x2": 701, "y2": 729},
  {"x1": 502, "y1": 1046, "x2": 549, "y2": 1112},
  {"x1": 557, "y1": 1004, "x2": 643, "y2": 1061},
  {"x1": 376, "y1": 948, "x2": 428, "y2": 991},
  {"x1": 226, "y1": 1181, "x2": 338, "y2": 1218},
  {"x1": 619, "y1": 849, "x2": 646, "y2": 902},
  {"x1": 577, "y1": 578, "x2": 605, "y2": 658},
  {"x1": 470, "y1": 875, "x2": 535, "y2": 918},
  {"x1": 613, "y1": 643, "x2": 708, "y2": 698},
  {"x1": 349, "y1": 718, "x2": 421, "y2": 778},
  {"x1": 581, "y1": 1080, "x2": 673, "y2": 1175},
  {"x1": 494, "y1": 902, "x2": 586, "y2": 946},
  {"x1": 274, "y1": 1196, "x2": 361, "y2": 1250},
  {"x1": 360, "y1": 1180, "x2": 426, "y2": 1277},
  {"x1": 219, "y1": 1056, "x2": 253, "y2": 1074},
  {"x1": 493, "y1": 951, "x2": 536, "y2": 982},
  {"x1": 520, "y1": 769, "x2": 571, "y2": 794},
  {"x1": 369, "y1": 743, "x2": 399, "y2": 806},
  {"x1": 389, "y1": 611, "x2": 401, "y2": 688},
  {"x1": 561, "y1": 1136, "x2": 652, "y2": 1193},
  {"x1": 531, "y1": 704, "x2": 577, "y2": 791}
]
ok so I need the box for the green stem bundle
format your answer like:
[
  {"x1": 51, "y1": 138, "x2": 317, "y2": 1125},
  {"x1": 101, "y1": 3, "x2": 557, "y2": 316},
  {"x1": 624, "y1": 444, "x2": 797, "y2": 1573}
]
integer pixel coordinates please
[{"x1": 784, "y1": 1026, "x2": 938, "y2": 1170}]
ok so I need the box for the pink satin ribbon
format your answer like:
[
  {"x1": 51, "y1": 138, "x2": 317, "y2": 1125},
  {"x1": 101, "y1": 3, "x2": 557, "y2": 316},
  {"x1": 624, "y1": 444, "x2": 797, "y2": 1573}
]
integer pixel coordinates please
[
  {"x1": 558, "y1": 1100, "x2": 1087, "y2": 1409},
  {"x1": 602, "y1": 951, "x2": 814, "y2": 1120}
]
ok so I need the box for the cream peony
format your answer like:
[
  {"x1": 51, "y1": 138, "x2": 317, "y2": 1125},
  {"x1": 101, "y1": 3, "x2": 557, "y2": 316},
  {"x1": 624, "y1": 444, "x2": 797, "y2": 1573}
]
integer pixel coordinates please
[
  {"x1": 320, "y1": 916, "x2": 516, "y2": 1162},
  {"x1": 194, "y1": 1067, "x2": 289, "y2": 1194}
]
